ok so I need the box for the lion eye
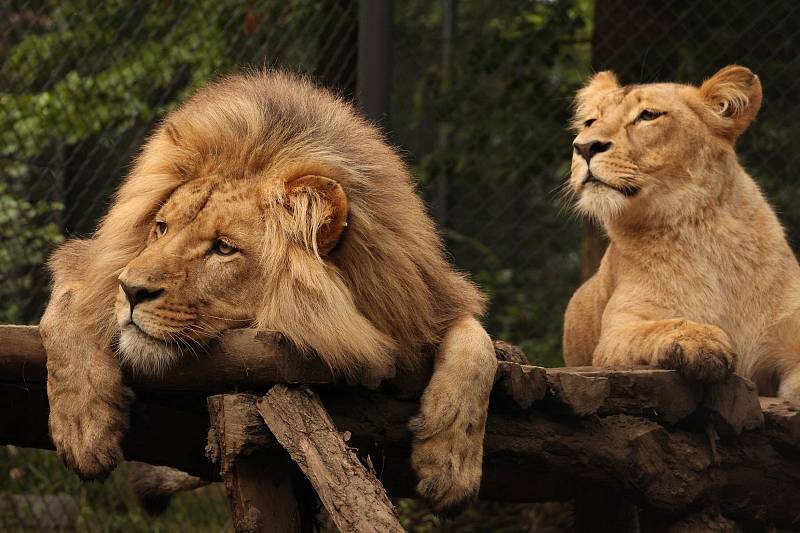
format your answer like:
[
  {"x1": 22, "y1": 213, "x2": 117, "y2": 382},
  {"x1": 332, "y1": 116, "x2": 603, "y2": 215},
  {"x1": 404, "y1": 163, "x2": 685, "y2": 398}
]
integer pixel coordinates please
[
  {"x1": 213, "y1": 239, "x2": 237, "y2": 256},
  {"x1": 584, "y1": 118, "x2": 596, "y2": 128},
  {"x1": 155, "y1": 221, "x2": 167, "y2": 238},
  {"x1": 636, "y1": 109, "x2": 665, "y2": 122}
]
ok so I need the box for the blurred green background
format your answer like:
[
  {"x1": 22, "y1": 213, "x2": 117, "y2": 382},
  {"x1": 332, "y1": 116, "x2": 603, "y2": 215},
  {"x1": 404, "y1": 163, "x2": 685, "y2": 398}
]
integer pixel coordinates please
[{"x1": 2, "y1": 0, "x2": 800, "y2": 530}]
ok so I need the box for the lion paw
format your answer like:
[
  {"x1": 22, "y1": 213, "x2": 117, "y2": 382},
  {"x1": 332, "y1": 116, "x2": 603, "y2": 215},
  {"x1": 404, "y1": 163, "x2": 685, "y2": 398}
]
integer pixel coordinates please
[
  {"x1": 409, "y1": 399, "x2": 486, "y2": 514},
  {"x1": 658, "y1": 325, "x2": 736, "y2": 382},
  {"x1": 48, "y1": 385, "x2": 133, "y2": 480},
  {"x1": 354, "y1": 360, "x2": 396, "y2": 390}
]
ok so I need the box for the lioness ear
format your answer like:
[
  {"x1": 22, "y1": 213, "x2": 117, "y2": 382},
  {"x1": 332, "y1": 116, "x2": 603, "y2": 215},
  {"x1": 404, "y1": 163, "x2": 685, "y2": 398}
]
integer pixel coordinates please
[
  {"x1": 583, "y1": 71, "x2": 621, "y2": 94},
  {"x1": 699, "y1": 65, "x2": 762, "y2": 142},
  {"x1": 573, "y1": 71, "x2": 621, "y2": 129},
  {"x1": 284, "y1": 175, "x2": 349, "y2": 257}
]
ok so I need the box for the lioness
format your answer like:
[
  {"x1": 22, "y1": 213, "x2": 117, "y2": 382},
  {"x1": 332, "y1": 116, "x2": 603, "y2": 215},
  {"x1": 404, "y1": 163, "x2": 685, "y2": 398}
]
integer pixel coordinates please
[
  {"x1": 564, "y1": 65, "x2": 800, "y2": 397},
  {"x1": 41, "y1": 71, "x2": 497, "y2": 512}
]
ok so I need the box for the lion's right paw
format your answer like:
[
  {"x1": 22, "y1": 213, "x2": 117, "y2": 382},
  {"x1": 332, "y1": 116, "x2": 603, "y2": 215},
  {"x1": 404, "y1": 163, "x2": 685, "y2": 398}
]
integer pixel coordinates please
[
  {"x1": 409, "y1": 393, "x2": 487, "y2": 515},
  {"x1": 48, "y1": 386, "x2": 133, "y2": 480},
  {"x1": 658, "y1": 324, "x2": 736, "y2": 382},
  {"x1": 410, "y1": 423, "x2": 483, "y2": 515}
]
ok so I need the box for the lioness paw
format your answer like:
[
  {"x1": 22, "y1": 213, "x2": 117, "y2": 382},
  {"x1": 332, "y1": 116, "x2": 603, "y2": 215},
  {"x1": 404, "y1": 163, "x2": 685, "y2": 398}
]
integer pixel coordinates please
[
  {"x1": 410, "y1": 389, "x2": 487, "y2": 514},
  {"x1": 658, "y1": 325, "x2": 736, "y2": 382},
  {"x1": 48, "y1": 384, "x2": 133, "y2": 480}
]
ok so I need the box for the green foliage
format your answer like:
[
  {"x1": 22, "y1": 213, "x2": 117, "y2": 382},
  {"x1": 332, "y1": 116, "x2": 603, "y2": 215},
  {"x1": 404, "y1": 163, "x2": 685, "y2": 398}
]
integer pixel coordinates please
[
  {"x1": 0, "y1": 0, "x2": 330, "y2": 322},
  {"x1": 0, "y1": 183, "x2": 62, "y2": 323},
  {"x1": 1, "y1": 446, "x2": 229, "y2": 531}
]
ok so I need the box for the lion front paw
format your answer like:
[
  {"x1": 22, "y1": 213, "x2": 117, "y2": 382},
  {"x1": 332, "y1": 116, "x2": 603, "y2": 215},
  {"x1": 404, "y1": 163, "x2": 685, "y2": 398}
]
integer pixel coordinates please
[
  {"x1": 658, "y1": 324, "x2": 737, "y2": 382},
  {"x1": 48, "y1": 385, "x2": 133, "y2": 480},
  {"x1": 409, "y1": 398, "x2": 487, "y2": 514}
]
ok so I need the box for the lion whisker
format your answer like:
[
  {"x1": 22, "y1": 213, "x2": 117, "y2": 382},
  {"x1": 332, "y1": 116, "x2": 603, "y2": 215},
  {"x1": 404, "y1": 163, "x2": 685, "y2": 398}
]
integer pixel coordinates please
[{"x1": 200, "y1": 314, "x2": 254, "y2": 322}]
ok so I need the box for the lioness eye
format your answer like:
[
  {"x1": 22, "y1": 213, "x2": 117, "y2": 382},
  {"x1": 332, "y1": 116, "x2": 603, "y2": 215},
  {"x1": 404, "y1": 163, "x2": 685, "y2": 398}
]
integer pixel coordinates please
[
  {"x1": 636, "y1": 109, "x2": 664, "y2": 122},
  {"x1": 584, "y1": 118, "x2": 596, "y2": 128},
  {"x1": 213, "y1": 239, "x2": 237, "y2": 256},
  {"x1": 155, "y1": 221, "x2": 167, "y2": 237}
]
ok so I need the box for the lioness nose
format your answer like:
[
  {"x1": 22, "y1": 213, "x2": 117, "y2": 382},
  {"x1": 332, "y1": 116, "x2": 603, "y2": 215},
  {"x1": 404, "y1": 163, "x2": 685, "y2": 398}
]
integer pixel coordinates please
[
  {"x1": 119, "y1": 280, "x2": 164, "y2": 310},
  {"x1": 573, "y1": 140, "x2": 612, "y2": 162}
]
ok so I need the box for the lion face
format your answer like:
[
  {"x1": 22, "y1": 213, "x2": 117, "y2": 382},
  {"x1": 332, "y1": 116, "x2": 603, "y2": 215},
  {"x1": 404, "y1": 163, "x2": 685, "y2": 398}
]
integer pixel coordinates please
[
  {"x1": 569, "y1": 66, "x2": 762, "y2": 226},
  {"x1": 115, "y1": 177, "x2": 266, "y2": 373}
]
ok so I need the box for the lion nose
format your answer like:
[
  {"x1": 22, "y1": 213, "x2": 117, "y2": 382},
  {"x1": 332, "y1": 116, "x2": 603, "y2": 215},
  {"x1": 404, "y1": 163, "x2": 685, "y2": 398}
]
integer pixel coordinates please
[
  {"x1": 119, "y1": 280, "x2": 164, "y2": 311},
  {"x1": 573, "y1": 140, "x2": 612, "y2": 162}
]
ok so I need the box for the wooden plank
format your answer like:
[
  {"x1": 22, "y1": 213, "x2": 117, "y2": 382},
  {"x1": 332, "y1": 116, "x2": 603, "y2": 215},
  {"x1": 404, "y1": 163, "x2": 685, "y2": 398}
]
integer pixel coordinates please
[
  {"x1": 207, "y1": 394, "x2": 301, "y2": 533},
  {"x1": 546, "y1": 370, "x2": 610, "y2": 416},
  {"x1": 704, "y1": 375, "x2": 763, "y2": 435},
  {"x1": 0, "y1": 325, "x2": 46, "y2": 382},
  {"x1": 761, "y1": 397, "x2": 800, "y2": 451},
  {"x1": 565, "y1": 367, "x2": 703, "y2": 424},
  {"x1": 494, "y1": 361, "x2": 547, "y2": 410},
  {"x1": 257, "y1": 385, "x2": 403, "y2": 533}
]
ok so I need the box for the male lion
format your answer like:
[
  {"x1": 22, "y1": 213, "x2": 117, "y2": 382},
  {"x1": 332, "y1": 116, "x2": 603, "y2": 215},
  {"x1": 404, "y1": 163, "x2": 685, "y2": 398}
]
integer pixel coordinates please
[
  {"x1": 40, "y1": 71, "x2": 497, "y2": 512},
  {"x1": 563, "y1": 65, "x2": 800, "y2": 397}
]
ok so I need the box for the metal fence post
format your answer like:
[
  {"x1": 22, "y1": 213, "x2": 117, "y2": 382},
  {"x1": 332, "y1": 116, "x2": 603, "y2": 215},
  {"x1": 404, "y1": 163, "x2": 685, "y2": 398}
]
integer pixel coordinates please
[{"x1": 356, "y1": 0, "x2": 394, "y2": 128}]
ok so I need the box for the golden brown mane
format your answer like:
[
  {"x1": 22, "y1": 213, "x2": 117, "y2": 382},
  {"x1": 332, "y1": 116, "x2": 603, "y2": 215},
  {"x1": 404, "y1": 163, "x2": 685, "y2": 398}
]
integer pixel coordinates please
[{"x1": 71, "y1": 70, "x2": 483, "y2": 375}]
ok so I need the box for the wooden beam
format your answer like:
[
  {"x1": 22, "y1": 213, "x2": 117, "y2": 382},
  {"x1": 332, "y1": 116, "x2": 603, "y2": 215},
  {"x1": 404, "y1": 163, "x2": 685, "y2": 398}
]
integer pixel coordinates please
[
  {"x1": 206, "y1": 391, "x2": 800, "y2": 530},
  {"x1": 208, "y1": 394, "x2": 303, "y2": 533},
  {"x1": 3, "y1": 324, "x2": 800, "y2": 528},
  {"x1": 258, "y1": 386, "x2": 403, "y2": 533}
]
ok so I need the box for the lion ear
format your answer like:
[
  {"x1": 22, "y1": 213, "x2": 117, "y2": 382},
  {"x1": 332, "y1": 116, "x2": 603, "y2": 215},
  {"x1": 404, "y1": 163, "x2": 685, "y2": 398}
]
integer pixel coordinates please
[
  {"x1": 699, "y1": 65, "x2": 762, "y2": 142},
  {"x1": 573, "y1": 71, "x2": 621, "y2": 129},
  {"x1": 284, "y1": 175, "x2": 349, "y2": 257}
]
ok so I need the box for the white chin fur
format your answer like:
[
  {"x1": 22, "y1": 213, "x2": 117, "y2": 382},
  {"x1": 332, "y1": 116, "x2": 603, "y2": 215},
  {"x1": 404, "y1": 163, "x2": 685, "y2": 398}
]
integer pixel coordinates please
[
  {"x1": 118, "y1": 327, "x2": 181, "y2": 376},
  {"x1": 577, "y1": 187, "x2": 627, "y2": 224}
]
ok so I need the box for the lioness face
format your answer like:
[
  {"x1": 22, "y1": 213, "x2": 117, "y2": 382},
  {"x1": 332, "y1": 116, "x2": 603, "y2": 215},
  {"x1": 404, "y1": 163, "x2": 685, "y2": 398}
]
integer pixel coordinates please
[
  {"x1": 115, "y1": 176, "x2": 266, "y2": 374},
  {"x1": 569, "y1": 74, "x2": 738, "y2": 225}
]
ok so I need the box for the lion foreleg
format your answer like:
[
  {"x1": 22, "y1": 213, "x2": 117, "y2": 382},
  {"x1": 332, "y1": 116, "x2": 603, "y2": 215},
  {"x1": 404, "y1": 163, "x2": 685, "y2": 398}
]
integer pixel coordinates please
[
  {"x1": 42, "y1": 240, "x2": 133, "y2": 480},
  {"x1": 410, "y1": 315, "x2": 496, "y2": 514}
]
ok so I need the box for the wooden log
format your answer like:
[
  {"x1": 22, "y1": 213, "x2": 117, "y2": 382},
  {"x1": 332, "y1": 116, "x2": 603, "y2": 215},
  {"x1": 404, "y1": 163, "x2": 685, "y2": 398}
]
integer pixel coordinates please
[
  {"x1": 0, "y1": 325, "x2": 46, "y2": 382},
  {"x1": 2, "y1": 324, "x2": 798, "y2": 528},
  {"x1": 494, "y1": 361, "x2": 547, "y2": 410},
  {"x1": 703, "y1": 375, "x2": 763, "y2": 435},
  {"x1": 0, "y1": 326, "x2": 525, "y2": 395},
  {"x1": 493, "y1": 340, "x2": 528, "y2": 364},
  {"x1": 271, "y1": 390, "x2": 800, "y2": 530},
  {"x1": 7, "y1": 381, "x2": 800, "y2": 528},
  {"x1": 257, "y1": 385, "x2": 403, "y2": 533},
  {"x1": 566, "y1": 367, "x2": 703, "y2": 425},
  {"x1": 761, "y1": 397, "x2": 800, "y2": 452},
  {"x1": 207, "y1": 394, "x2": 302, "y2": 533},
  {"x1": 545, "y1": 370, "x2": 610, "y2": 416}
]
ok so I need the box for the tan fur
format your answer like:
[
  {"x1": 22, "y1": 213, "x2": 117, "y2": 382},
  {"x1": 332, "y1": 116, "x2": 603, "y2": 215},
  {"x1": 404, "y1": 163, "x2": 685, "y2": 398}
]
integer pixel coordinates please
[
  {"x1": 563, "y1": 65, "x2": 800, "y2": 397},
  {"x1": 41, "y1": 71, "x2": 497, "y2": 513}
]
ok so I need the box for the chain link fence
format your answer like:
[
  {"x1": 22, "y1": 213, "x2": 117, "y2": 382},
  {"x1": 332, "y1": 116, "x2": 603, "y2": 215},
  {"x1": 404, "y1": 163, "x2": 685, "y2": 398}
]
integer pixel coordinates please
[{"x1": 3, "y1": 0, "x2": 800, "y2": 530}]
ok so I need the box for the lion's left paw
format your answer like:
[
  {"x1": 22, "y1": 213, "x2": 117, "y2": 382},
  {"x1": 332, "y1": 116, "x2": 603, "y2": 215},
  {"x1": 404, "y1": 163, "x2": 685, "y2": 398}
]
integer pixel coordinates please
[{"x1": 409, "y1": 405, "x2": 485, "y2": 515}]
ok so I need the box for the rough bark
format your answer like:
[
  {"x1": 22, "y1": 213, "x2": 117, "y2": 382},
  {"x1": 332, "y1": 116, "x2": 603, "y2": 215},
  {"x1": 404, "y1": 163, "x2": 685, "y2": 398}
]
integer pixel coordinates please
[
  {"x1": 545, "y1": 370, "x2": 610, "y2": 416},
  {"x1": 494, "y1": 360, "x2": 547, "y2": 410},
  {"x1": 209, "y1": 390, "x2": 800, "y2": 530},
  {"x1": 4, "y1": 325, "x2": 800, "y2": 528},
  {"x1": 207, "y1": 394, "x2": 302, "y2": 533},
  {"x1": 257, "y1": 385, "x2": 403, "y2": 533}
]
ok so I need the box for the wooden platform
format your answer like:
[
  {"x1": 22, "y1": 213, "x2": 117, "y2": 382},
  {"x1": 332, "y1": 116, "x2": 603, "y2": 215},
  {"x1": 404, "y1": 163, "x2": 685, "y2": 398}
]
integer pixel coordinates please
[{"x1": 3, "y1": 325, "x2": 800, "y2": 531}]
